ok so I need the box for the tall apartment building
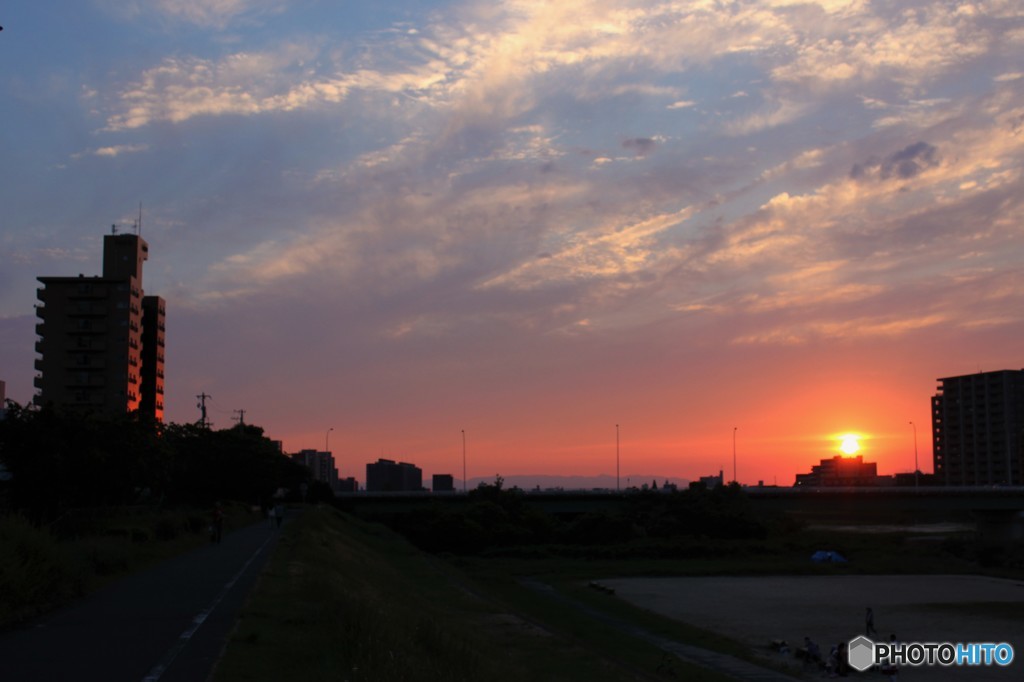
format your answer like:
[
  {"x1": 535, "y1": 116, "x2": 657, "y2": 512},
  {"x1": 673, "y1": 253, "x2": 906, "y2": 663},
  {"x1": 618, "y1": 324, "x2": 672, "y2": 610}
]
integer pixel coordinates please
[
  {"x1": 292, "y1": 449, "x2": 340, "y2": 491},
  {"x1": 932, "y1": 370, "x2": 1024, "y2": 486},
  {"x1": 34, "y1": 232, "x2": 165, "y2": 422},
  {"x1": 432, "y1": 473, "x2": 455, "y2": 492}
]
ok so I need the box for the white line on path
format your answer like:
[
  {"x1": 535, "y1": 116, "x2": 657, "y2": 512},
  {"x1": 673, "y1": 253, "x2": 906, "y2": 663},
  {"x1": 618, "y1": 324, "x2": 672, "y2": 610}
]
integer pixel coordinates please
[{"x1": 141, "y1": 533, "x2": 273, "y2": 682}]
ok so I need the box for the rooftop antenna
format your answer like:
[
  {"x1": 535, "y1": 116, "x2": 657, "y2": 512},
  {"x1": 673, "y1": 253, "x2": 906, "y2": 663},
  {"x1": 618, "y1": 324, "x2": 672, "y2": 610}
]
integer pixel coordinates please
[
  {"x1": 111, "y1": 223, "x2": 118, "y2": 235},
  {"x1": 136, "y1": 202, "x2": 143, "y2": 236}
]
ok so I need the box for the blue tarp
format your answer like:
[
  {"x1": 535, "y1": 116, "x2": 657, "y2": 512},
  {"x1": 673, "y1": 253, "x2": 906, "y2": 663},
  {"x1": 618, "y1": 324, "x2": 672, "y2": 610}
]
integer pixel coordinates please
[{"x1": 811, "y1": 550, "x2": 848, "y2": 563}]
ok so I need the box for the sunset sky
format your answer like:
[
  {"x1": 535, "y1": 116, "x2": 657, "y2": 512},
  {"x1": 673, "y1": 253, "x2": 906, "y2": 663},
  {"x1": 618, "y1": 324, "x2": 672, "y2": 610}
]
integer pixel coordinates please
[{"x1": 1, "y1": 1, "x2": 1022, "y2": 486}]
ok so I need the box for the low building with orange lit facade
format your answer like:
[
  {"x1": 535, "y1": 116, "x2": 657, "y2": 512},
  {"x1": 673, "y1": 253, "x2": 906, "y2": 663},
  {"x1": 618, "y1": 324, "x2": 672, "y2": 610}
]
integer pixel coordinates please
[{"x1": 794, "y1": 455, "x2": 884, "y2": 487}]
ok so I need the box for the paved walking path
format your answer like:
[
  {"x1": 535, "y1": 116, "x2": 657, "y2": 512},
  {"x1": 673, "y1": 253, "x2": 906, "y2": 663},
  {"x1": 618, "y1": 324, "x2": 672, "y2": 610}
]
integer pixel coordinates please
[
  {"x1": 0, "y1": 516, "x2": 286, "y2": 682},
  {"x1": 521, "y1": 579, "x2": 801, "y2": 681}
]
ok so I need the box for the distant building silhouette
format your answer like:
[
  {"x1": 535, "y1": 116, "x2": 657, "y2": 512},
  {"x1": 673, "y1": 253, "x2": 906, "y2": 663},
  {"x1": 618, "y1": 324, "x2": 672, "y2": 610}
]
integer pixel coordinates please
[
  {"x1": 337, "y1": 476, "x2": 358, "y2": 493},
  {"x1": 695, "y1": 470, "x2": 724, "y2": 489},
  {"x1": 794, "y1": 455, "x2": 882, "y2": 487},
  {"x1": 366, "y1": 458, "x2": 422, "y2": 492},
  {"x1": 932, "y1": 370, "x2": 1024, "y2": 486},
  {"x1": 34, "y1": 231, "x2": 165, "y2": 421},
  {"x1": 432, "y1": 474, "x2": 455, "y2": 492},
  {"x1": 893, "y1": 471, "x2": 934, "y2": 486},
  {"x1": 292, "y1": 449, "x2": 339, "y2": 492}
]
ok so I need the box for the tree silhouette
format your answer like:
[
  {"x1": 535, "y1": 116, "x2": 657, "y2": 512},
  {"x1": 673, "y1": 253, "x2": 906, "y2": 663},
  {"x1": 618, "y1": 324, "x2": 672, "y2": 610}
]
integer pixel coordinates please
[{"x1": 0, "y1": 404, "x2": 309, "y2": 523}]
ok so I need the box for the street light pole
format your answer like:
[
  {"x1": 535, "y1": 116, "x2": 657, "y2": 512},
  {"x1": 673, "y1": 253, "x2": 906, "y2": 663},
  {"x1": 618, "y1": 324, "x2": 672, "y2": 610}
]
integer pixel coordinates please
[
  {"x1": 326, "y1": 427, "x2": 334, "y2": 453},
  {"x1": 732, "y1": 427, "x2": 739, "y2": 485},
  {"x1": 909, "y1": 421, "x2": 919, "y2": 487},
  {"x1": 462, "y1": 429, "x2": 467, "y2": 494},
  {"x1": 616, "y1": 424, "x2": 620, "y2": 492}
]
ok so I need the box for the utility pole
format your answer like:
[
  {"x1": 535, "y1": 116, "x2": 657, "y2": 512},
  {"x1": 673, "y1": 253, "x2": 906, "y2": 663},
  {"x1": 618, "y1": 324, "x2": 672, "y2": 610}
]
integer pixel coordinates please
[
  {"x1": 462, "y1": 429, "x2": 467, "y2": 494},
  {"x1": 196, "y1": 392, "x2": 212, "y2": 428},
  {"x1": 233, "y1": 409, "x2": 246, "y2": 426},
  {"x1": 909, "y1": 421, "x2": 919, "y2": 488}
]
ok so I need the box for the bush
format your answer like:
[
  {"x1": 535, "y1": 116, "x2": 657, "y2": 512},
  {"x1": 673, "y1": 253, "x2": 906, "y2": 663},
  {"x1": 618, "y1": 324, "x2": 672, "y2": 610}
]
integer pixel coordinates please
[
  {"x1": 74, "y1": 536, "x2": 132, "y2": 576},
  {"x1": 0, "y1": 515, "x2": 87, "y2": 626},
  {"x1": 561, "y1": 511, "x2": 635, "y2": 545},
  {"x1": 364, "y1": 485, "x2": 768, "y2": 556},
  {"x1": 154, "y1": 513, "x2": 183, "y2": 541}
]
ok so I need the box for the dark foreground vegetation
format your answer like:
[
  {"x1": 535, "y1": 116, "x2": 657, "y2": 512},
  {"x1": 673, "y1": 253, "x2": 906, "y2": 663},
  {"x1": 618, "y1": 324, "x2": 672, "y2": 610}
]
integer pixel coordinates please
[
  {"x1": 368, "y1": 476, "x2": 768, "y2": 558},
  {"x1": 0, "y1": 403, "x2": 314, "y2": 520},
  {"x1": 0, "y1": 403, "x2": 315, "y2": 628},
  {"x1": 313, "y1": 480, "x2": 1023, "y2": 680},
  {"x1": 344, "y1": 475, "x2": 1022, "y2": 574},
  {"x1": 222, "y1": 491, "x2": 1022, "y2": 682}
]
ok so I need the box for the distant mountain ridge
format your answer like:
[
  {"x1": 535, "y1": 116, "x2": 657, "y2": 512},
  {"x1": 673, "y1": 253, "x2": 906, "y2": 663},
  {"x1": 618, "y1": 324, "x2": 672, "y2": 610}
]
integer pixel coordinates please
[{"x1": 459, "y1": 474, "x2": 690, "y2": 491}]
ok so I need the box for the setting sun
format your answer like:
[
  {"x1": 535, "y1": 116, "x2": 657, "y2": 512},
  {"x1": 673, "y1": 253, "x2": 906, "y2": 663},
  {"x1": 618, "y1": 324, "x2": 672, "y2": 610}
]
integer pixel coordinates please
[{"x1": 839, "y1": 434, "x2": 861, "y2": 456}]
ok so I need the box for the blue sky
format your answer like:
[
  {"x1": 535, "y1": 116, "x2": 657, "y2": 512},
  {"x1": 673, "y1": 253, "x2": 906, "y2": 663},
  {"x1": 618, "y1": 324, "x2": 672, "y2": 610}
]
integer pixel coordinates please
[{"x1": 2, "y1": 1, "x2": 1023, "y2": 484}]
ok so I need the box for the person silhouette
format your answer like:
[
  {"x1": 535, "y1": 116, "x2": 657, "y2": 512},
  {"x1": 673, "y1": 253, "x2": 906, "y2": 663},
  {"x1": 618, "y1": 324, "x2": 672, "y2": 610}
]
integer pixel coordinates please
[
  {"x1": 211, "y1": 502, "x2": 224, "y2": 544},
  {"x1": 866, "y1": 607, "x2": 878, "y2": 636}
]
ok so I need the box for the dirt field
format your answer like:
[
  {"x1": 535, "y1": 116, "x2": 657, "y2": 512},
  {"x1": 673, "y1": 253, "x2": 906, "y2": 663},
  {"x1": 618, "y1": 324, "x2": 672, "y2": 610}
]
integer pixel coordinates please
[{"x1": 604, "y1": 575, "x2": 1024, "y2": 681}]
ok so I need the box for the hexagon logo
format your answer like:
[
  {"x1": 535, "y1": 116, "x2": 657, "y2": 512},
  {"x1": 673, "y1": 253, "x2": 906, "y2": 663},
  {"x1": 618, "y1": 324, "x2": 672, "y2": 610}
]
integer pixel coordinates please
[{"x1": 848, "y1": 636, "x2": 876, "y2": 672}]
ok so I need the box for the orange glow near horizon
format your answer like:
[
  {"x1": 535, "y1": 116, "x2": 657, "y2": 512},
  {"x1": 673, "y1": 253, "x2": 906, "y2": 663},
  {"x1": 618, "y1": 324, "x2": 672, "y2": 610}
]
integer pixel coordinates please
[
  {"x1": 253, "y1": 366, "x2": 942, "y2": 487},
  {"x1": 276, "y1": 374, "x2": 938, "y2": 487}
]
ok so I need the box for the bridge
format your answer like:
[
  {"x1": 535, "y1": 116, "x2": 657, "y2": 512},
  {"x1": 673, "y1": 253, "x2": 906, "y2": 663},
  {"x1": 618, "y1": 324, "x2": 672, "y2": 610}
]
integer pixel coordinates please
[{"x1": 746, "y1": 485, "x2": 1024, "y2": 512}]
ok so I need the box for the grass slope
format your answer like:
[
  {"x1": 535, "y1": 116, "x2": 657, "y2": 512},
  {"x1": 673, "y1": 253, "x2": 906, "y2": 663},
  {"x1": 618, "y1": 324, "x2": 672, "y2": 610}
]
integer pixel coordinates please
[{"x1": 214, "y1": 507, "x2": 735, "y2": 682}]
